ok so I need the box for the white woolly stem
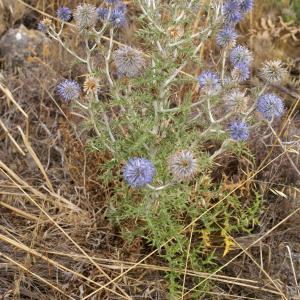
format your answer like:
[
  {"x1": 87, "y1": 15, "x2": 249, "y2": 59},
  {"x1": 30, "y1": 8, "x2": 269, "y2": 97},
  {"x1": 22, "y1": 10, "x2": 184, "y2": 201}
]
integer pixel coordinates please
[
  {"x1": 221, "y1": 48, "x2": 227, "y2": 84},
  {"x1": 210, "y1": 139, "x2": 230, "y2": 160},
  {"x1": 48, "y1": 29, "x2": 87, "y2": 64},
  {"x1": 207, "y1": 97, "x2": 215, "y2": 123},
  {"x1": 146, "y1": 183, "x2": 171, "y2": 191},
  {"x1": 105, "y1": 28, "x2": 114, "y2": 87},
  {"x1": 103, "y1": 112, "x2": 116, "y2": 143},
  {"x1": 138, "y1": 0, "x2": 165, "y2": 34}
]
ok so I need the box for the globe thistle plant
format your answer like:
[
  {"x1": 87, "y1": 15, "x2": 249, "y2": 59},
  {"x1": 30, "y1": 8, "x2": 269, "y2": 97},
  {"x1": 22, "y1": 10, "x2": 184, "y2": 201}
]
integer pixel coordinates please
[
  {"x1": 198, "y1": 71, "x2": 221, "y2": 95},
  {"x1": 257, "y1": 93, "x2": 284, "y2": 120},
  {"x1": 230, "y1": 45, "x2": 253, "y2": 68},
  {"x1": 74, "y1": 4, "x2": 98, "y2": 31},
  {"x1": 57, "y1": 80, "x2": 81, "y2": 101},
  {"x1": 123, "y1": 158, "x2": 156, "y2": 188},
  {"x1": 57, "y1": 6, "x2": 72, "y2": 22},
  {"x1": 114, "y1": 46, "x2": 146, "y2": 77},
  {"x1": 216, "y1": 26, "x2": 237, "y2": 48},
  {"x1": 169, "y1": 150, "x2": 198, "y2": 181},
  {"x1": 229, "y1": 120, "x2": 249, "y2": 141},
  {"x1": 260, "y1": 60, "x2": 288, "y2": 84}
]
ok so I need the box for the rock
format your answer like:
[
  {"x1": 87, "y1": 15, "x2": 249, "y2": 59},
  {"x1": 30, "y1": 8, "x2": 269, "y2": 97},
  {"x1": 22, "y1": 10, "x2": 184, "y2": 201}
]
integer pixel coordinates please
[{"x1": 0, "y1": 25, "x2": 49, "y2": 67}]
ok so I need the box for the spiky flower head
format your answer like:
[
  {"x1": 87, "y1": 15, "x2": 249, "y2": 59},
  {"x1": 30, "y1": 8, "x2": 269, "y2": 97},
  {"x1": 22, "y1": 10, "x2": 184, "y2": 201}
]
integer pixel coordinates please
[
  {"x1": 216, "y1": 26, "x2": 237, "y2": 48},
  {"x1": 198, "y1": 71, "x2": 221, "y2": 95},
  {"x1": 230, "y1": 45, "x2": 253, "y2": 68},
  {"x1": 114, "y1": 46, "x2": 145, "y2": 77},
  {"x1": 105, "y1": 0, "x2": 120, "y2": 4},
  {"x1": 83, "y1": 77, "x2": 100, "y2": 95},
  {"x1": 123, "y1": 158, "x2": 156, "y2": 188},
  {"x1": 169, "y1": 150, "x2": 198, "y2": 181},
  {"x1": 222, "y1": 0, "x2": 243, "y2": 25},
  {"x1": 229, "y1": 120, "x2": 249, "y2": 141},
  {"x1": 260, "y1": 60, "x2": 288, "y2": 84},
  {"x1": 37, "y1": 18, "x2": 52, "y2": 32},
  {"x1": 74, "y1": 4, "x2": 97, "y2": 31},
  {"x1": 225, "y1": 89, "x2": 249, "y2": 113},
  {"x1": 231, "y1": 64, "x2": 250, "y2": 82},
  {"x1": 57, "y1": 6, "x2": 72, "y2": 22},
  {"x1": 110, "y1": 8, "x2": 126, "y2": 27},
  {"x1": 97, "y1": 7, "x2": 109, "y2": 20},
  {"x1": 57, "y1": 80, "x2": 81, "y2": 101},
  {"x1": 257, "y1": 93, "x2": 284, "y2": 120},
  {"x1": 239, "y1": 0, "x2": 254, "y2": 13}
]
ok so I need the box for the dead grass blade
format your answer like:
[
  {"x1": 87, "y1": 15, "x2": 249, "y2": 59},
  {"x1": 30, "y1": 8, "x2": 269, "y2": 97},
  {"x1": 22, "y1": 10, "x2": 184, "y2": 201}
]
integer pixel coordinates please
[
  {"x1": 17, "y1": 126, "x2": 54, "y2": 193},
  {"x1": 0, "y1": 234, "x2": 131, "y2": 299},
  {"x1": 0, "y1": 251, "x2": 76, "y2": 300},
  {"x1": 0, "y1": 119, "x2": 25, "y2": 156},
  {"x1": 0, "y1": 82, "x2": 28, "y2": 119},
  {"x1": 0, "y1": 167, "x2": 133, "y2": 300}
]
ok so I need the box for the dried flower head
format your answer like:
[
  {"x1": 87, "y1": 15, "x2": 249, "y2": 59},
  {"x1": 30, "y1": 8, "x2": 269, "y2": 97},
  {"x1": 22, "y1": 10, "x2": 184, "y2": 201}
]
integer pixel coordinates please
[
  {"x1": 169, "y1": 150, "x2": 198, "y2": 181},
  {"x1": 57, "y1": 6, "x2": 72, "y2": 22},
  {"x1": 198, "y1": 71, "x2": 221, "y2": 95},
  {"x1": 229, "y1": 120, "x2": 249, "y2": 141},
  {"x1": 114, "y1": 46, "x2": 145, "y2": 77},
  {"x1": 123, "y1": 158, "x2": 156, "y2": 188},
  {"x1": 260, "y1": 60, "x2": 288, "y2": 84},
  {"x1": 230, "y1": 45, "x2": 253, "y2": 68},
  {"x1": 231, "y1": 64, "x2": 250, "y2": 82},
  {"x1": 225, "y1": 89, "x2": 249, "y2": 113},
  {"x1": 37, "y1": 18, "x2": 52, "y2": 32},
  {"x1": 74, "y1": 4, "x2": 97, "y2": 31},
  {"x1": 57, "y1": 80, "x2": 81, "y2": 101},
  {"x1": 222, "y1": 0, "x2": 243, "y2": 25},
  {"x1": 83, "y1": 77, "x2": 100, "y2": 95},
  {"x1": 257, "y1": 93, "x2": 284, "y2": 120},
  {"x1": 216, "y1": 26, "x2": 237, "y2": 48}
]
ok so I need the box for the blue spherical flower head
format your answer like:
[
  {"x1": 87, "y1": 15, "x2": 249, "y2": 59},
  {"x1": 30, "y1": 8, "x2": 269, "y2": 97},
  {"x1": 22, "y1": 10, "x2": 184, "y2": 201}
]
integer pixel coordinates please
[
  {"x1": 239, "y1": 0, "x2": 254, "y2": 13},
  {"x1": 216, "y1": 26, "x2": 237, "y2": 48},
  {"x1": 105, "y1": 0, "x2": 120, "y2": 3},
  {"x1": 222, "y1": 0, "x2": 243, "y2": 25},
  {"x1": 97, "y1": 7, "x2": 109, "y2": 20},
  {"x1": 110, "y1": 8, "x2": 126, "y2": 27},
  {"x1": 198, "y1": 71, "x2": 221, "y2": 95},
  {"x1": 37, "y1": 21, "x2": 47, "y2": 32},
  {"x1": 230, "y1": 45, "x2": 253, "y2": 68},
  {"x1": 257, "y1": 93, "x2": 284, "y2": 120},
  {"x1": 229, "y1": 120, "x2": 249, "y2": 141},
  {"x1": 57, "y1": 6, "x2": 72, "y2": 22},
  {"x1": 231, "y1": 63, "x2": 250, "y2": 82},
  {"x1": 57, "y1": 80, "x2": 81, "y2": 101},
  {"x1": 123, "y1": 158, "x2": 156, "y2": 188}
]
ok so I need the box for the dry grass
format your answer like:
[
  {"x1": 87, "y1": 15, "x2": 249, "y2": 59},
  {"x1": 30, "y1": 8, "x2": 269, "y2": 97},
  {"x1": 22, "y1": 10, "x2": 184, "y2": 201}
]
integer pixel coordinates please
[{"x1": 0, "y1": 0, "x2": 300, "y2": 299}]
